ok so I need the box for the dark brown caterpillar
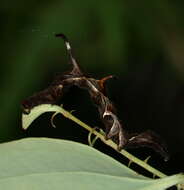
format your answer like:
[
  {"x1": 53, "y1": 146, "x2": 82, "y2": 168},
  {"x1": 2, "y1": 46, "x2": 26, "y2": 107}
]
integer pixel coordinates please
[{"x1": 22, "y1": 34, "x2": 169, "y2": 161}]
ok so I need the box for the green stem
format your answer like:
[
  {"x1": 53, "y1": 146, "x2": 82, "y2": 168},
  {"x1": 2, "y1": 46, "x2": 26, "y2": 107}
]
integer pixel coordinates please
[{"x1": 59, "y1": 107, "x2": 167, "y2": 178}]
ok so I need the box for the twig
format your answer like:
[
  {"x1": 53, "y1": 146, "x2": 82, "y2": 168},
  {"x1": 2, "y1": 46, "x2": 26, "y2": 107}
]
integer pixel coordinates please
[{"x1": 57, "y1": 106, "x2": 167, "y2": 178}]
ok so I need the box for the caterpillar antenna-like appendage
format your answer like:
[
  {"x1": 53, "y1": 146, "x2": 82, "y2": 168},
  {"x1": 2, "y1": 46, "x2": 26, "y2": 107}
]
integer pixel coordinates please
[{"x1": 55, "y1": 33, "x2": 82, "y2": 76}]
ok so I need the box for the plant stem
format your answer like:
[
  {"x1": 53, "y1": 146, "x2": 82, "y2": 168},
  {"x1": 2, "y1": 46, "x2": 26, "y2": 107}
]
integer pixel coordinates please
[{"x1": 59, "y1": 107, "x2": 167, "y2": 178}]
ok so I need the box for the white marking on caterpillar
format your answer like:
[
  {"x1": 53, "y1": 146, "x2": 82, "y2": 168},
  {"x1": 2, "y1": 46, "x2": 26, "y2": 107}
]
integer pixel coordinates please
[{"x1": 66, "y1": 42, "x2": 71, "y2": 50}]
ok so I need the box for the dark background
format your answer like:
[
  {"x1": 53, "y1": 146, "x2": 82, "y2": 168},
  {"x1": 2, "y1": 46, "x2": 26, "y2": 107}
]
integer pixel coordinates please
[{"x1": 1, "y1": 0, "x2": 184, "y2": 176}]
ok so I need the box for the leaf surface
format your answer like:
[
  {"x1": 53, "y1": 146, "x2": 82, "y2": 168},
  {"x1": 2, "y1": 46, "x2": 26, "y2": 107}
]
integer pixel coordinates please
[{"x1": 0, "y1": 138, "x2": 183, "y2": 190}]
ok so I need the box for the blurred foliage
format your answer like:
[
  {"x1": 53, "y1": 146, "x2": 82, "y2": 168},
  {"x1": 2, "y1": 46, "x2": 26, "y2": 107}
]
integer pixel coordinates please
[{"x1": 0, "y1": 0, "x2": 184, "y2": 173}]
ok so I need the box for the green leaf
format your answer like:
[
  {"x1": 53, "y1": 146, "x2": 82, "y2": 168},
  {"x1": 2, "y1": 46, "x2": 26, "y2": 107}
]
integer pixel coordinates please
[
  {"x1": 21, "y1": 104, "x2": 184, "y2": 189},
  {"x1": 0, "y1": 138, "x2": 183, "y2": 190}
]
